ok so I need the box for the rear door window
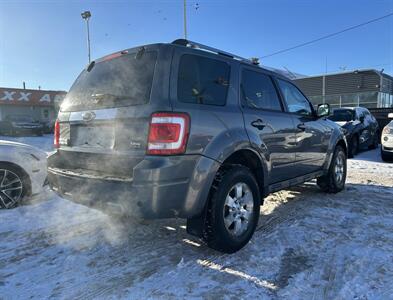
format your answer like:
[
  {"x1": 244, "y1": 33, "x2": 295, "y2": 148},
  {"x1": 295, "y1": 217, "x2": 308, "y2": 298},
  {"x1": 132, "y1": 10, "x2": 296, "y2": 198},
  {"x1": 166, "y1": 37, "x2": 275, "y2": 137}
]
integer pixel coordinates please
[
  {"x1": 177, "y1": 54, "x2": 230, "y2": 106},
  {"x1": 241, "y1": 70, "x2": 282, "y2": 111}
]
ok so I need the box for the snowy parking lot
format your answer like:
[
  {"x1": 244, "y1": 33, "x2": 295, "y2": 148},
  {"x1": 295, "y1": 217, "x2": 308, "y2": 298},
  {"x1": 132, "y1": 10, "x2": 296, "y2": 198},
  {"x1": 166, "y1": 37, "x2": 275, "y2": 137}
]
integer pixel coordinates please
[{"x1": 1, "y1": 135, "x2": 393, "y2": 299}]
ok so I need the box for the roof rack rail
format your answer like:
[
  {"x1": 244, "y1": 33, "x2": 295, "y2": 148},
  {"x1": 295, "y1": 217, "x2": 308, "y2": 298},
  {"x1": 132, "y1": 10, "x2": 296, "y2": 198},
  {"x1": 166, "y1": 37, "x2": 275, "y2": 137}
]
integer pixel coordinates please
[{"x1": 172, "y1": 39, "x2": 258, "y2": 65}]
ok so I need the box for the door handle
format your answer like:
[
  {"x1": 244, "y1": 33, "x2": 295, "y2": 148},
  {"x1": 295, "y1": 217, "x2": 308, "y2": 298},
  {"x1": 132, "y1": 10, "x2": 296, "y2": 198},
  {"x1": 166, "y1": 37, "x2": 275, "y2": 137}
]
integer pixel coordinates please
[
  {"x1": 297, "y1": 123, "x2": 306, "y2": 131},
  {"x1": 251, "y1": 119, "x2": 266, "y2": 130}
]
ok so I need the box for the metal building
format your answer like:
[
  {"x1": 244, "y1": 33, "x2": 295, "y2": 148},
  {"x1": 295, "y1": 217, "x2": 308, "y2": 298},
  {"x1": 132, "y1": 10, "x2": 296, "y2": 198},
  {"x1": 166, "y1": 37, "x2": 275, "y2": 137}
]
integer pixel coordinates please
[
  {"x1": 0, "y1": 87, "x2": 66, "y2": 123},
  {"x1": 294, "y1": 69, "x2": 393, "y2": 108}
]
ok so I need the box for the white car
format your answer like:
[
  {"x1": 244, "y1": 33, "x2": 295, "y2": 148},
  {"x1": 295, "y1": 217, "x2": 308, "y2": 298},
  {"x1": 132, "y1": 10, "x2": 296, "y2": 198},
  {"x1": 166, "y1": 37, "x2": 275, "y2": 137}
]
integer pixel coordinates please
[
  {"x1": 381, "y1": 113, "x2": 393, "y2": 162},
  {"x1": 0, "y1": 140, "x2": 47, "y2": 208}
]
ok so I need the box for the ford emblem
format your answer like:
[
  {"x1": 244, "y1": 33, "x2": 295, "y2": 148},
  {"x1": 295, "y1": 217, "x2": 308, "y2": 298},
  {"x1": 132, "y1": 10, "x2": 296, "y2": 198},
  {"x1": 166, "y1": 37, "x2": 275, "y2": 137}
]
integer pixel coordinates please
[{"x1": 82, "y1": 111, "x2": 96, "y2": 122}]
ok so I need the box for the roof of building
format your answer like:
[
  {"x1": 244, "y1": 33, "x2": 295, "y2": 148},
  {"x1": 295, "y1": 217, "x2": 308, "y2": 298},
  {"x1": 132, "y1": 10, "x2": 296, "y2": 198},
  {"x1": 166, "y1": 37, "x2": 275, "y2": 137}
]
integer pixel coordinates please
[{"x1": 296, "y1": 69, "x2": 393, "y2": 82}]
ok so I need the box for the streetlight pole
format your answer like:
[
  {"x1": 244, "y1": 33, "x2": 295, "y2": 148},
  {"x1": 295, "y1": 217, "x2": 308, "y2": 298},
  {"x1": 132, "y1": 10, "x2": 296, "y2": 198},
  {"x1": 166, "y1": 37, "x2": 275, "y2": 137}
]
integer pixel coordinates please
[
  {"x1": 183, "y1": 0, "x2": 187, "y2": 40},
  {"x1": 81, "y1": 11, "x2": 92, "y2": 63}
]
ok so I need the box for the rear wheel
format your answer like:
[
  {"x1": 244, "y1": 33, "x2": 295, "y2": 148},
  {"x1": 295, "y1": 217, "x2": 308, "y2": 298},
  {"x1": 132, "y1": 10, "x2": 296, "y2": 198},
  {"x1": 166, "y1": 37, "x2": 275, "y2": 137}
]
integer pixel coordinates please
[
  {"x1": 0, "y1": 163, "x2": 30, "y2": 209},
  {"x1": 317, "y1": 145, "x2": 347, "y2": 193},
  {"x1": 203, "y1": 166, "x2": 260, "y2": 253}
]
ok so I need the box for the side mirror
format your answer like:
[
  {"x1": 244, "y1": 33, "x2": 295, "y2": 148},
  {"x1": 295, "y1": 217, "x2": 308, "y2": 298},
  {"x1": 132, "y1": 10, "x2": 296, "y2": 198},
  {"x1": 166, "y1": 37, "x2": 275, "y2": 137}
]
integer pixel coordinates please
[
  {"x1": 359, "y1": 115, "x2": 365, "y2": 123},
  {"x1": 388, "y1": 113, "x2": 393, "y2": 119},
  {"x1": 317, "y1": 103, "x2": 330, "y2": 118}
]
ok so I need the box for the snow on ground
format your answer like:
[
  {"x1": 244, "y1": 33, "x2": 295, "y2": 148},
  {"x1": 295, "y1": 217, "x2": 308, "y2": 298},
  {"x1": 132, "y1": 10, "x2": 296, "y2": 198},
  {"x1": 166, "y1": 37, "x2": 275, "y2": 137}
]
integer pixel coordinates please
[{"x1": 1, "y1": 136, "x2": 393, "y2": 299}]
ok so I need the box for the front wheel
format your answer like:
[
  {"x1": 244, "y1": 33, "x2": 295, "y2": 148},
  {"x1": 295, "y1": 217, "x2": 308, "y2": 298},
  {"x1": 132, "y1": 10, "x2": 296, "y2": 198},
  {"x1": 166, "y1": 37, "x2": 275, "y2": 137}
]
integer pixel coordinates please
[
  {"x1": 317, "y1": 145, "x2": 347, "y2": 193},
  {"x1": 203, "y1": 166, "x2": 260, "y2": 253},
  {"x1": 0, "y1": 163, "x2": 30, "y2": 209}
]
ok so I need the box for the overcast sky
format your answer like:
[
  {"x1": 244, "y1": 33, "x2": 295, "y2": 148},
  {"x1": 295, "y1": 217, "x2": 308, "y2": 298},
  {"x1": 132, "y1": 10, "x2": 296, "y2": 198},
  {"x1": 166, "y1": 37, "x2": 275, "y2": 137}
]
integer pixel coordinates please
[{"x1": 0, "y1": 0, "x2": 392, "y2": 91}]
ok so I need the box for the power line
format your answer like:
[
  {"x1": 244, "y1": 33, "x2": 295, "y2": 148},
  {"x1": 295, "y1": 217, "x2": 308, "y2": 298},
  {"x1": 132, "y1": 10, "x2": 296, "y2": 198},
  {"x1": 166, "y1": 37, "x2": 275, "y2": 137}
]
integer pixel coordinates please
[{"x1": 261, "y1": 12, "x2": 393, "y2": 59}]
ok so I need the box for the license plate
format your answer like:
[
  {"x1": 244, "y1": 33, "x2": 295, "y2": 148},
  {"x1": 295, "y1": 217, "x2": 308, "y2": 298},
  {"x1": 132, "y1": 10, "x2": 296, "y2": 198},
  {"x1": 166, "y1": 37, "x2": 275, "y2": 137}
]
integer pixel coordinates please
[{"x1": 71, "y1": 125, "x2": 115, "y2": 149}]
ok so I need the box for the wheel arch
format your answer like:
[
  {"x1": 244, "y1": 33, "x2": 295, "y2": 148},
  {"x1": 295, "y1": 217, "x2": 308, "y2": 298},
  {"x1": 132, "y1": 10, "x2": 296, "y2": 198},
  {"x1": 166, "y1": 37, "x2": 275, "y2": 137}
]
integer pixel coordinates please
[
  {"x1": 186, "y1": 147, "x2": 268, "y2": 238},
  {"x1": 220, "y1": 148, "x2": 267, "y2": 201},
  {"x1": 336, "y1": 138, "x2": 348, "y2": 156},
  {"x1": 323, "y1": 135, "x2": 348, "y2": 173}
]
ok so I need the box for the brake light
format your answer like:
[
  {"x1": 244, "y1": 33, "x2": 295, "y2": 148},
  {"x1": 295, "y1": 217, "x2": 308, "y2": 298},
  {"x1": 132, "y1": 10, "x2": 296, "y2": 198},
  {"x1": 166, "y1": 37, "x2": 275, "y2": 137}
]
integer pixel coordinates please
[
  {"x1": 54, "y1": 120, "x2": 60, "y2": 148},
  {"x1": 147, "y1": 112, "x2": 190, "y2": 155}
]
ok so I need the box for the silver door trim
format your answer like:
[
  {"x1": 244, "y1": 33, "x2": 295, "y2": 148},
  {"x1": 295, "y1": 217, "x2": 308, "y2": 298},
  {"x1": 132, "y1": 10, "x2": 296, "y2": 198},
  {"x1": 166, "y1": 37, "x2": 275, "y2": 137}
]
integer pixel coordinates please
[{"x1": 69, "y1": 108, "x2": 118, "y2": 122}]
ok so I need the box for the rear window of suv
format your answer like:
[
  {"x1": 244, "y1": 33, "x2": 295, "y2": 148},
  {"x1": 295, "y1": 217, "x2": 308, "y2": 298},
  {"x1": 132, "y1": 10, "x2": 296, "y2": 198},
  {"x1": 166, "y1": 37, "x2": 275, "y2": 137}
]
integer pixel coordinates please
[
  {"x1": 61, "y1": 51, "x2": 157, "y2": 112},
  {"x1": 177, "y1": 54, "x2": 230, "y2": 106}
]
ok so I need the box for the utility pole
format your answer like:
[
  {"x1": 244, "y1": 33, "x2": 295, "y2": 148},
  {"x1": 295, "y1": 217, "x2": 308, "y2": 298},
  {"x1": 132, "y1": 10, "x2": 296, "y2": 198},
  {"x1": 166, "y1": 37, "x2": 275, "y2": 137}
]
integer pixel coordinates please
[
  {"x1": 183, "y1": 0, "x2": 188, "y2": 39},
  {"x1": 81, "y1": 11, "x2": 92, "y2": 63}
]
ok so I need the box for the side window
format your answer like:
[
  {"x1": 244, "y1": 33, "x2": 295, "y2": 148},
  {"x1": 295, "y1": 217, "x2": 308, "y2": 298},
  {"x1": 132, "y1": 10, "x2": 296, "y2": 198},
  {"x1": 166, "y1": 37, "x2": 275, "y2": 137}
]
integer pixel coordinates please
[
  {"x1": 177, "y1": 54, "x2": 230, "y2": 106},
  {"x1": 241, "y1": 70, "x2": 282, "y2": 111},
  {"x1": 356, "y1": 109, "x2": 364, "y2": 121},
  {"x1": 277, "y1": 79, "x2": 313, "y2": 116}
]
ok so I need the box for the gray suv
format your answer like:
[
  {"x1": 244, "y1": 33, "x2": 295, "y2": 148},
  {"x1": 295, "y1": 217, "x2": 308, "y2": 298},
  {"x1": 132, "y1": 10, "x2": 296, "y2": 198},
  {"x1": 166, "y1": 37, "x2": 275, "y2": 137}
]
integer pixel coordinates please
[{"x1": 48, "y1": 40, "x2": 347, "y2": 253}]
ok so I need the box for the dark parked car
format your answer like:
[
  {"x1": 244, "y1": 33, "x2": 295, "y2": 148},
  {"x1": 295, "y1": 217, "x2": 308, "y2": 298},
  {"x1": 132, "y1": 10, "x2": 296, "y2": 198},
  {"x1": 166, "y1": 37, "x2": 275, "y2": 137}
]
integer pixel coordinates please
[
  {"x1": 48, "y1": 40, "x2": 347, "y2": 253},
  {"x1": 0, "y1": 115, "x2": 44, "y2": 136},
  {"x1": 41, "y1": 119, "x2": 56, "y2": 134},
  {"x1": 328, "y1": 107, "x2": 379, "y2": 157}
]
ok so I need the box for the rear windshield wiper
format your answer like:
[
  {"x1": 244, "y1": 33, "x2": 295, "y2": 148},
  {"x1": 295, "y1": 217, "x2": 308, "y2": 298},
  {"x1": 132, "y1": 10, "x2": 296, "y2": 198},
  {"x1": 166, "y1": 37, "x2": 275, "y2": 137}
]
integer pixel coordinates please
[{"x1": 87, "y1": 61, "x2": 95, "y2": 72}]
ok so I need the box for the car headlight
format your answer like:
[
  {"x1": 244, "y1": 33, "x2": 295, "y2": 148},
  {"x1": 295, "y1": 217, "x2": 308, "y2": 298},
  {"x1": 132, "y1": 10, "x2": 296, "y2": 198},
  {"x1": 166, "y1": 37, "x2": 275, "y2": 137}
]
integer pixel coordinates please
[{"x1": 383, "y1": 127, "x2": 392, "y2": 134}]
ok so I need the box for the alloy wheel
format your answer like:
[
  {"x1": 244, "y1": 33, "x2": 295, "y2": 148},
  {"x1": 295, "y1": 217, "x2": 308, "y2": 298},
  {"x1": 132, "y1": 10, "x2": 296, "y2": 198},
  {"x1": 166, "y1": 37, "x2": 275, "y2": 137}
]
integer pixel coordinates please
[
  {"x1": 334, "y1": 154, "x2": 345, "y2": 184},
  {"x1": 223, "y1": 182, "x2": 254, "y2": 237},
  {"x1": 0, "y1": 169, "x2": 23, "y2": 208}
]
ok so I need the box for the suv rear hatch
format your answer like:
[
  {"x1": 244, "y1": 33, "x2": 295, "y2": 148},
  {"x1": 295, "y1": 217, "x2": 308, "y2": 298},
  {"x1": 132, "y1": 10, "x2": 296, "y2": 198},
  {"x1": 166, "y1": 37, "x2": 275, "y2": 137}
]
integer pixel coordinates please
[{"x1": 52, "y1": 45, "x2": 170, "y2": 180}]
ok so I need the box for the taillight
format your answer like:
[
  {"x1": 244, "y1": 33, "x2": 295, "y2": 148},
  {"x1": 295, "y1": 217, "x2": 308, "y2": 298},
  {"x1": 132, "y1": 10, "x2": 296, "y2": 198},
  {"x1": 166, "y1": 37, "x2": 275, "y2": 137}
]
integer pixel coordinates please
[
  {"x1": 147, "y1": 112, "x2": 190, "y2": 155},
  {"x1": 54, "y1": 120, "x2": 60, "y2": 148}
]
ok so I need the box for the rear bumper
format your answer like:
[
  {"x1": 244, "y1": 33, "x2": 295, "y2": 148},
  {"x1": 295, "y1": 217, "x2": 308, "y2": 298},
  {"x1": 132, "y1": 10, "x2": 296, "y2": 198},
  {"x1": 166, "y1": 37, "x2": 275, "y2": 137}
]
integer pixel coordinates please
[{"x1": 48, "y1": 153, "x2": 220, "y2": 219}]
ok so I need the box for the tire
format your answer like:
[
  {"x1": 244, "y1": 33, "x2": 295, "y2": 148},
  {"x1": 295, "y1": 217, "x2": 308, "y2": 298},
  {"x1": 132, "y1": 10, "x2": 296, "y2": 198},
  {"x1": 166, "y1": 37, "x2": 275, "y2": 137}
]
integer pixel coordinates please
[
  {"x1": 317, "y1": 145, "x2": 347, "y2": 193},
  {"x1": 203, "y1": 165, "x2": 260, "y2": 253},
  {"x1": 0, "y1": 163, "x2": 31, "y2": 209},
  {"x1": 348, "y1": 135, "x2": 358, "y2": 158}
]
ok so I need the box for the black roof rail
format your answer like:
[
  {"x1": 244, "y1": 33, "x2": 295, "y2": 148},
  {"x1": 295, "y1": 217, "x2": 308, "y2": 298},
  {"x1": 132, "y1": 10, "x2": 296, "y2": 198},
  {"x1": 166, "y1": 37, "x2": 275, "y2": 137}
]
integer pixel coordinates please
[{"x1": 172, "y1": 39, "x2": 258, "y2": 65}]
